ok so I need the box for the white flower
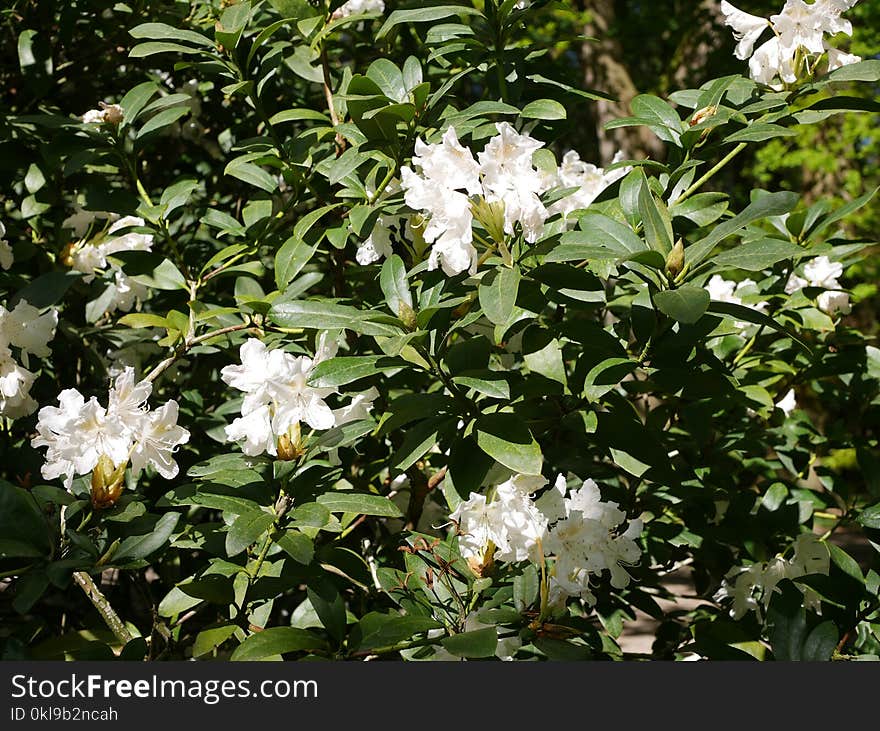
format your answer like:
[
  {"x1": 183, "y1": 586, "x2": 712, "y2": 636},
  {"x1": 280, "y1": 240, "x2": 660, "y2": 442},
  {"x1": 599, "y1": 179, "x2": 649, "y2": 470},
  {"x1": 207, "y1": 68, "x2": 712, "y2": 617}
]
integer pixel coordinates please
[
  {"x1": 0, "y1": 221, "x2": 12, "y2": 270},
  {"x1": 1, "y1": 300, "x2": 58, "y2": 361},
  {"x1": 331, "y1": 0, "x2": 385, "y2": 19},
  {"x1": 547, "y1": 150, "x2": 629, "y2": 219},
  {"x1": 70, "y1": 216, "x2": 154, "y2": 282},
  {"x1": 721, "y1": 0, "x2": 860, "y2": 87},
  {"x1": 82, "y1": 109, "x2": 106, "y2": 124},
  {"x1": 0, "y1": 347, "x2": 37, "y2": 419},
  {"x1": 543, "y1": 477, "x2": 643, "y2": 603},
  {"x1": 103, "y1": 270, "x2": 149, "y2": 315},
  {"x1": 716, "y1": 534, "x2": 829, "y2": 619},
  {"x1": 817, "y1": 289, "x2": 851, "y2": 315},
  {"x1": 705, "y1": 275, "x2": 767, "y2": 327},
  {"x1": 332, "y1": 387, "x2": 379, "y2": 426},
  {"x1": 225, "y1": 404, "x2": 275, "y2": 457},
  {"x1": 478, "y1": 122, "x2": 549, "y2": 242},
  {"x1": 786, "y1": 256, "x2": 850, "y2": 317},
  {"x1": 32, "y1": 368, "x2": 187, "y2": 489},
  {"x1": 221, "y1": 336, "x2": 367, "y2": 457},
  {"x1": 772, "y1": 0, "x2": 827, "y2": 56},
  {"x1": 130, "y1": 400, "x2": 190, "y2": 478},
  {"x1": 400, "y1": 127, "x2": 483, "y2": 276},
  {"x1": 776, "y1": 388, "x2": 798, "y2": 415},
  {"x1": 721, "y1": 0, "x2": 771, "y2": 59},
  {"x1": 804, "y1": 255, "x2": 843, "y2": 287},
  {"x1": 414, "y1": 127, "x2": 482, "y2": 196},
  {"x1": 356, "y1": 215, "x2": 398, "y2": 265},
  {"x1": 81, "y1": 103, "x2": 124, "y2": 125}
]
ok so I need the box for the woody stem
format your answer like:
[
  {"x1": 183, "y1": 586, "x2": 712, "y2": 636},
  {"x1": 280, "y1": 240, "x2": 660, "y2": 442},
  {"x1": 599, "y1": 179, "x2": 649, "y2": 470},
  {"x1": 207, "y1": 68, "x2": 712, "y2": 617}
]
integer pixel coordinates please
[{"x1": 73, "y1": 571, "x2": 134, "y2": 647}]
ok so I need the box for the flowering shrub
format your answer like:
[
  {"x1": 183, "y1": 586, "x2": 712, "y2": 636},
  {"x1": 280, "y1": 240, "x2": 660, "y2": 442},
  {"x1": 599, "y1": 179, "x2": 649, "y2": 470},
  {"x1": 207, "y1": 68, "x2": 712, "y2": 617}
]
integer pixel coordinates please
[{"x1": 1, "y1": 0, "x2": 879, "y2": 661}]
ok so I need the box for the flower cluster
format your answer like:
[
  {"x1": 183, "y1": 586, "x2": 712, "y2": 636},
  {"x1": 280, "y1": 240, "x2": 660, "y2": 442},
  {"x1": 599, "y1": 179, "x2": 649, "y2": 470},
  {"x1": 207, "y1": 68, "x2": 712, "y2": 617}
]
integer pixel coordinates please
[
  {"x1": 0, "y1": 220, "x2": 12, "y2": 271},
  {"x1": 32, "y1": 368, "x2": 190, "y2": 490},
  {"x1": 715, "y1": 533, "x2": 829, "y2": 619},
  {"x1": 66, "y1": 215, "x2": 153, "y2": 316},
  {"x1": 721, "y1": 0, "x2": 860, "y2": 89},
  {"x1": 0, "y1": 301, "x2": 58, "y2": 418},
  {"x1": 221, "y1": 337, "x2": 378, "y2": 458},
  {"x1": 81, "y1": 102, "x2": 124, "y2": 125},
  {"x1": 396, "y1": 123, "x2": 625, "y2": 276},
  {"x1": 451, "y1": 473, "x2": 643, "y2": 606},
  {"x1": 705, "y1": 274, "x2": 768, "y2": 328},
  {"x1": 786, "y1": 255, "x2": 851, "y2": 315},
  {"x1": 332, "y1": 0, "x2": 385, "y2": 19}
]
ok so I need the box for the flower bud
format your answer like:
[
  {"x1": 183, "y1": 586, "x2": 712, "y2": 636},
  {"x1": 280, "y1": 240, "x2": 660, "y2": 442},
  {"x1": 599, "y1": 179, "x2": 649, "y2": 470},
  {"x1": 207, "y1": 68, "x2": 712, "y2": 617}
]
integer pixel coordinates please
[
  {"x1": 99, "y1": 103, "x2": 124, "y2": 125},
  {"x1": 276, "y1": 422, "x2": 303, "y2": 461},
  {"x1": 90, "y1": 454, "x2": 127, "y2": 509},
  {"x1": 665, "y1": 239, "x2": 685, "y2": 278}
]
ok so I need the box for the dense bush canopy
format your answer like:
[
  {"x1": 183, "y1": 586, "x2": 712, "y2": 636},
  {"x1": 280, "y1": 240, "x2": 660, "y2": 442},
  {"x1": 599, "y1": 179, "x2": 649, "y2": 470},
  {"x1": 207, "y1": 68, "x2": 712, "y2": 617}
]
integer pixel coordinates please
[{"x1": 1, "y1": 0, "x2": 879, "y2": 661}]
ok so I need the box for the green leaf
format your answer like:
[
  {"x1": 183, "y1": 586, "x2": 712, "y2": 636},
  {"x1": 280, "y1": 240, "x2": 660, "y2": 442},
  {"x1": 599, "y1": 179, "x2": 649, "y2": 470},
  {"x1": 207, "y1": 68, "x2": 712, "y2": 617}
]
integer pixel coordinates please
[
  {"x1": 308, "y1": 577, "x2": 347, "y2": 644},
  {"x1": 10, "y1": 271, "x2": 80, "y2": 308},
  {"x1": 707, "y1": 301, "x2": 811, "y2": 354},
  {"x1": 711, "y1": 238, "x2": 803, "y2": 271},
  {"x1": 269, "y1": 108, "x2": 331, "y2": 125},
  {"x1": 474, "y1": 413, "x2": 543, "y2": 476},
  {"x1": 230, "y1": 627, "x2": 327, "y2": 661},
  {"x1": 192, "y1": 625, "x2": 239, "y2": 658},
  {"x1": 521, "y1": 99, "x2": 566, "y2": 120},
  {"x1": 224, "y1": 158, "x2": 277, "y2": 194},
  {"x1": 452, "y1": 372, "x2": 510, "y2": 400},
  {"x1": 653, "y1": 286, "x2": 709, "y2": 324},
  {"x1": 316, "y1": 492, "x2": 402, "y2": 517},
  {"x1": 308, "y1": 355, "x2": 405, "y2": 387},
  {"x1": 225, "y1": 510, "x2": 274, "y2": 557},
  {"x1": 686, "y1": 191, "x2": 799, "y2": 267},
  {"x1": 440, "y1": 627, "x2": 498, "y2": 658},
  {"x1": 215, "y1": 1, "x2": 251, "y2": 49},
  {"x1": 582, "y1": 357, "x2": 637, "y2": 402},
  {"x1": 0, "y1": 481, "x2": 51, "y2": 558},
  {"x1": 478, "y1": 266, "x2": 520, "y2": 325},
  {"x1": 380, "y1": 255, "x2": 413, "y2": 320},
  {"x1": 638, "y1": 178, "x2": 673, "y2": 254},
  {"x1": 356, "y1": 613, "x2": 441, "y2": 651},
  {"x1": 858, "y1": 503, "x2": 880, "y2": 530},
  {"x1": 129, "y1": 41, "x2": 206, "y2": 58},
  {"x1": 801, "y1": 621, "x2": 838, "y2": 662},
  {"x1": 724, "y1": 123, "x2": 796, "y2": 143},
  {"x1": 129, "y1": 22, "x2": 213, "y2": 47},
  {"x1": 827, "y1": 59, "x2": 880, "y2": 82},
  {"x1": 630, "y1": 94, "x2": 682, "y2": 144},
  {"x1": 114, "y1": 513, "x2": 180, "y2": 563},
  {"x1": 269, "y1": 300, "x2": 403, "y2": 337},
  {"x1": 136, "y1": 106, "x2": 190, "y2": 139},
  {"x1": 393, "y1": 417, "x2": 448, "y2": 470},
  {"x1": 275, "y1": 530, "x2": 314, "y2": 564},
  {"x1": 366, "y1": 58, "x2": 407, "y2": 102},
  {"x1": 376, "y1": 6, "x2": 483, "y2": 40}
]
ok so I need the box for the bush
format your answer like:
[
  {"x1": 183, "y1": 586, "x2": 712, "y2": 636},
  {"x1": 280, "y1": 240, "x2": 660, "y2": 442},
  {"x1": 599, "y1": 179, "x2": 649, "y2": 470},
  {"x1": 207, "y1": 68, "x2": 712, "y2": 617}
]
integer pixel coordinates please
[{"x1": 1, "y1": 0, "x2": 879, "y2": 661}]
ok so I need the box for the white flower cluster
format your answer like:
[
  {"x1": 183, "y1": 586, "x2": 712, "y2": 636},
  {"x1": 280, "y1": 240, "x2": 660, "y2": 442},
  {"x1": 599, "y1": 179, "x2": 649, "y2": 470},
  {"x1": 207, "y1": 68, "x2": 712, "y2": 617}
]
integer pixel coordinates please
[
  {"x1": 786, "y1": 255, "x2": 851, "y2": 315},
  {"x1": 721, "y1": 0, "x2": 860, "y2": 89},
  {"x1": 81, "y1": 103, "x2": 124, "y2": 125},
  {"x1": 331, "y1": 0, "x2": 385, "y2": 19},
  {"x1": 68, "y1": 215, "x2": 153, "y2": 316},
  {"x1": 0, "y1": 220, "x2": 13, "y2": 271},
  {"x1": 715, "y1": 533, "x2": 829, "y2": 619},
  {"x1": 450, "y1": 473, "x2": 643, "y2": 606},
  {"x1": 397, "y1": 123, "x2": 626, "y2": 276},
  {"x1": 0, "y1": 301, "x2": 58, "y2": 418},
  {"x1": 221, "y1": 337, "x2": 378, "y2": 457},
  {"x1": 32, "y1": 368, "x2": 190, "y2": 489},
  {"x1": 705, "y1": 274, "x2": 768, "y2": 328}
]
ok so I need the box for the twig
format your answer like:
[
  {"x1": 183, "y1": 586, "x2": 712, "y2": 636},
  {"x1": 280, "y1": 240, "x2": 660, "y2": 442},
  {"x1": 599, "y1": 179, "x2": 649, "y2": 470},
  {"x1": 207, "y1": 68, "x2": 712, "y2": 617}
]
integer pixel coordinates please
[{"x1": 73, "y1": 571, "x2": 134, "y2": 647}]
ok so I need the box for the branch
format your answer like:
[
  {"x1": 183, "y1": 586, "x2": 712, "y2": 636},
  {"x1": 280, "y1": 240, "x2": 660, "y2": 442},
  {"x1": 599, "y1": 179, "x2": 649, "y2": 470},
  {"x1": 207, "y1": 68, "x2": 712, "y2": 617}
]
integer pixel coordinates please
[{"x1": 73, "y1": 571, "x2": 134, "y2": 647}]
